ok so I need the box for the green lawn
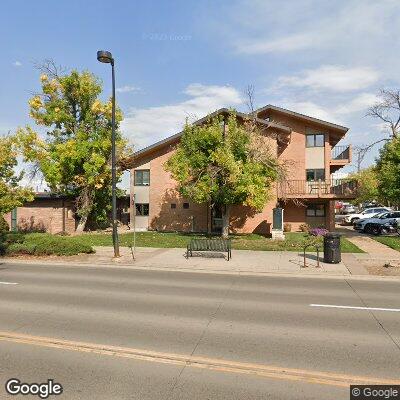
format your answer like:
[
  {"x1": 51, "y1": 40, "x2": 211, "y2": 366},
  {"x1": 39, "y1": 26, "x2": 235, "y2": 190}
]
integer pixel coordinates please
[
  {"x1": 373, "y1": 236, "x2": 400, "y2": 252},
  {"x1": 76, "y1": 231, "x2": 363, "y2": 253}
]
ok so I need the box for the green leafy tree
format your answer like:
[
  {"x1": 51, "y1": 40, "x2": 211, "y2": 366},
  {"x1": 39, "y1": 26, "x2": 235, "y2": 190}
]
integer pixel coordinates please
[
  {"x1": 18, "y1": 63, "x2": 132, "y2": 232},
  {"x1": 349, "y1": 167, "x2": 380, "y2": 205},
  {"x1": 0, "y1": 135, "x2": 34, "y2": 224},
  {"x1": 375, "y1": 137, "x2": 400, "y2": 207},
  {"x1": 165, "y1": 112, "x2": 281, "y2": 238}
]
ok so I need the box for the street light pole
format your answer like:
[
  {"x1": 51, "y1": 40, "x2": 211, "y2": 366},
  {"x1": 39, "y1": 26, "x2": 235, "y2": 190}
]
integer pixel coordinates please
[{"x1": 97, "y1": 50, "x2": 120, "y2": 257}]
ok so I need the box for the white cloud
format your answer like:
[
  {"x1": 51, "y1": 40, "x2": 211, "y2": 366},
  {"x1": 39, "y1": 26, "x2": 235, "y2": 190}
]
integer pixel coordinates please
[
  {"x1": 13, "y1": 61, "x2": 22, "y2": 67},
  {"x1": 272, "y1": 93, "x2": 378, "y2": 128},
  {"x1": 237, "y1": 33, "x2": 321, "y2": 54},
  {"x1": 335, "y1": 93, "x2": 378, "y2": 115},
  {"x1": 276, "y1": 65, "x2": 379, "y2": 92},
  {"x1": 116, "y1": 85, "x2": 141, "y2": 93},
  {"x1": 121, "y1": 83, "x2": 243, "y2": 149},
  {"x1": 232, "y1": 1, "x2": 400, "y2": 56}
]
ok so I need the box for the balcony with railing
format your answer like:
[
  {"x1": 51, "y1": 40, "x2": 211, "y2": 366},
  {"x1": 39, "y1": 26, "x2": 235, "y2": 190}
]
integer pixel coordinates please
[
  {"x1": 277, "y1": 179, "x2": 358, "y2": 199},
  {"x1": 330, "y1": 145, "x2": 351, "y2": 172}
]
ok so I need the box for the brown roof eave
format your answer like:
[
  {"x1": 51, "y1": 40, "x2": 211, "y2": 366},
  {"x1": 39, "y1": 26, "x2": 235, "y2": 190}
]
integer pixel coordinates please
[
  {"x1": 256, "y1": 104, "x2": 349, "y2": 134},
  {"x1": 126, "y1": 108, "x2": 291, "y2": 168}
]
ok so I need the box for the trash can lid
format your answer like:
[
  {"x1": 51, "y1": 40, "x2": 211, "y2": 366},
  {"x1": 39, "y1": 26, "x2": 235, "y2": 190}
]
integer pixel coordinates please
[{"x1": 325, "y1": 232, "x2": 341, "y2": 238}]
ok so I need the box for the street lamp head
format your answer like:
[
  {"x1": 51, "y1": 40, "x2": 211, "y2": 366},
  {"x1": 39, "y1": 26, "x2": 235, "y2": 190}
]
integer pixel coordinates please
[{"x1": 97, "y1": 50, "x2": 113, "y2": 64}]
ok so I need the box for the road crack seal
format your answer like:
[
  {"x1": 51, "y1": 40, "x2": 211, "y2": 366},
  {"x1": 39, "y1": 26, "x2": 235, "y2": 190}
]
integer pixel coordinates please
[
  {"x1": 165, "y1": 275, "x2": 238, "y2": 399},
  {"x1": 345, "y1": 279, "x2": 400, "y2": 353}
]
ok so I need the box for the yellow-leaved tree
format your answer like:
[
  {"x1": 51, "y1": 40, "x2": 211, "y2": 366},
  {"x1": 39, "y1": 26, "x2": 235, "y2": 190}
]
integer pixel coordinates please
[
  {"x1": 0, "y1": 134, "x2": 34, "y2": 230},
  {"x1": 18, "y1": 62, "x2": 132, "y2": 232}
]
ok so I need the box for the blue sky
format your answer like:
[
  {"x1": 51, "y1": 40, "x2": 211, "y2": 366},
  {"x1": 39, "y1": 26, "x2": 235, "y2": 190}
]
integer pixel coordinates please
[{"x1": 1, "y1": 0, "x2": 400, "y2": 188}]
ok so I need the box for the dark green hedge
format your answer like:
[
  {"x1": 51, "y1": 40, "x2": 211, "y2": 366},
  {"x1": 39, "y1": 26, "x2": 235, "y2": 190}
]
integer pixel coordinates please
[
  {"x1": 3, "y1": 233, "x2": 94, "y2": 256},
  {"x1": 0, "y1": 215, "x2": 9, "y2": 233}
]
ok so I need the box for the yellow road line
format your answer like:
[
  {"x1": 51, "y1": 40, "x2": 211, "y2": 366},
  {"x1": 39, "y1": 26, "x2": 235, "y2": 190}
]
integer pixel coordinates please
[{"x1": 0, "y1": 331, "x2": 398, "y2": 388}]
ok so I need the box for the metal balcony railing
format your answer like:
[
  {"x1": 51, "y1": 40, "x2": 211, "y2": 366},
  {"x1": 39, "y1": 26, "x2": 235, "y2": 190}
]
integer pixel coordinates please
[
  {"x1": 277, "y1": 179, "x2": 358, "y2": 198},
  {"x1": 331, "y1": 145, "x2": 350, "y2": 160}
]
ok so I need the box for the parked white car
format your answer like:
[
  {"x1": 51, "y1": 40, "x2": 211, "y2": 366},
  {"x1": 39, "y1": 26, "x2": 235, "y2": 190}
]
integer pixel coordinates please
[
  {"x1": 354, "y1": 211, "x2": 400, "y2": 232},
  {"x1": 341, "y1": 204, "x2": 357, "y2": 214},
  {"x1": 342, "y1": 207, "x2": 392, "y2": 225}
]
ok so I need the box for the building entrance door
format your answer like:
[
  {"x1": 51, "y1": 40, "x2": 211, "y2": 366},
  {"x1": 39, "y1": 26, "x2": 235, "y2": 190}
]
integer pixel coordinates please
[{"x1": 211, "y1": 205, "x2": 223, "y2": 233}]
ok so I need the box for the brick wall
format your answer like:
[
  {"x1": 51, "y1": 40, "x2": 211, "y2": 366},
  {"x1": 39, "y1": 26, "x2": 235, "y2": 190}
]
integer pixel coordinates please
[
  {"x1": 4, "y1": 198, "x2": 76, "y2": 234},
  {"x1": 131, "y1": 144, "x2": 209, "y2": 233},
  {"x1": 283, "y1": 201, "x2": 307, "y2": 231}
]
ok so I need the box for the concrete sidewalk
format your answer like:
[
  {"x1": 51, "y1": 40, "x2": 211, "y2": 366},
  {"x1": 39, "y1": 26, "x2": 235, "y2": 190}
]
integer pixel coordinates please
[
  {"x1": 1, "y1": 246, "x2": 351, "y2": 276},
  {"x1": 335, "y1": 225, "x2": 400, "y2": 275}
]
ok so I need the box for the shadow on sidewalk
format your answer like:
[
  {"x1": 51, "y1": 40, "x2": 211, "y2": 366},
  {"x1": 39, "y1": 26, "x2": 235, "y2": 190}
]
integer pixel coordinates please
[{"x1": 184, "y1": 251, "x2": 227, "y2": 260}]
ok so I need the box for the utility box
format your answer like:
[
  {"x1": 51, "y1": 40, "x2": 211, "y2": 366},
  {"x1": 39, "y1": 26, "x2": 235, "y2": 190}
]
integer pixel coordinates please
[{"x1": 323, "y1": 233, "x2": 341, "y2": 263}]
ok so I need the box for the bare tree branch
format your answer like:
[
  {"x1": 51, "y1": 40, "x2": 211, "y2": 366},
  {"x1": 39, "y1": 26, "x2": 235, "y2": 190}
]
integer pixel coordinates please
[
  {"x1": 367, "y1": 89, "x2": 400, "y2": 139},
  {"x1": 244, "y1": 84, "x2": 256, "y2": 114},
  {"x1": 353, "y1": 138, "x2": 389, "y2": 172},
  {"x1": 33, "y1": 59, "x2": 67, "y2": 79}
]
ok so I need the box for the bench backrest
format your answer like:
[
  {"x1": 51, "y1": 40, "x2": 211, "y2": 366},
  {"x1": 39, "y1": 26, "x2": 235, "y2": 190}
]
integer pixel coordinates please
[{"x1": 190, "y1": 238, "x2": 231, "y2": 252}]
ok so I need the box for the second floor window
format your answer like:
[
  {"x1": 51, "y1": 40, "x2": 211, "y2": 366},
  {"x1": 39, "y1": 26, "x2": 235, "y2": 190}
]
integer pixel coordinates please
[
  {"x1": 306, "y1": 134, "x2": 325, "y2": 147},
  {"x1": 306, "y1": 169, "x2": 325, "y2": 181},
  {"x1": 134, "y1": 169, "x2": 150, "y2": 186}
]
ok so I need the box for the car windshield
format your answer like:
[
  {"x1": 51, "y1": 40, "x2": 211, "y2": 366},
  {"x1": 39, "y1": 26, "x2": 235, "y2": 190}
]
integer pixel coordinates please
[
  {"x1": 378, "y1": 213, "x2": 389, "y2": 218},
  {"x1": 361, "y1": 209, "x2": 374, "y2": 214}
]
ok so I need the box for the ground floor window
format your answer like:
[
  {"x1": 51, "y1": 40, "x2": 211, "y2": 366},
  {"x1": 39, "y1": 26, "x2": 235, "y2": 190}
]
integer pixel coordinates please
[
  {"x1": 306, "y1": 204, "x2": 325, "y2": 217},
  {"x1": 135, "y1": 203, "x2": 149, "y2": 216}
]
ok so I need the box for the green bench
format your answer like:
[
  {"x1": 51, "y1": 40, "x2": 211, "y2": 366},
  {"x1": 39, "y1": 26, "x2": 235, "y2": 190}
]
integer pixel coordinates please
[{"x1": 186, "y1": 238, "x2": 232, "y2": 261}]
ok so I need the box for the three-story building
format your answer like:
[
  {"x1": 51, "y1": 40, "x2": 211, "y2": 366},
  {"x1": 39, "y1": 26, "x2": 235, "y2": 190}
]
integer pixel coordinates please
[{"x1": 129, "y1": 105, "x2": 355, "y2": 234}]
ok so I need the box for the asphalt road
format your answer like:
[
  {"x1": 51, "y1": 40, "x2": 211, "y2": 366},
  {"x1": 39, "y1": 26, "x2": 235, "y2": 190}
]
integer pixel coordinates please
[{"x1": 0, "y1": 263, "x2": 399, "y2": 399}]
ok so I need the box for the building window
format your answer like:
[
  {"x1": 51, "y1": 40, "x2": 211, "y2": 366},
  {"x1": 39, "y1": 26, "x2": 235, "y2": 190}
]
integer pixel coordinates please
[
  {"x1": 135, "y1": 203, "x2": 149, "y2": 216},
  {"x1": 183, "y1": 203, "x2": 189, "y2": 209},
  {"x1": 306, "y1": 134, "x2": 325, "y2": 147},
  {"x1": 306, "y1": 169, "x2": 325, "y2": 181},
  {"x1": 306, "y1": 204, "x2": 326, "y2": 217},
  {"x1": 171, "y1": 203, "x2": 176, "y2": 209},
  {"x1": 134, "y1": 170, "x2": 150, "y2": 186}
]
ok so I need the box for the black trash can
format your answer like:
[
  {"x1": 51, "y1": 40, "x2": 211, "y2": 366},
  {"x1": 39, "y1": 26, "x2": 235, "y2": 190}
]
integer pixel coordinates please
[{"x1": 323, "y1": 233, "x2": 341, "y2": 263}]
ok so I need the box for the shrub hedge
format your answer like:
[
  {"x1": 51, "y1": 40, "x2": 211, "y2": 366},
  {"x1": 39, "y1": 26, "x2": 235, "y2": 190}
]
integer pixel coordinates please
[
  {"x1": 0, "y1": 214, "x2": 9, "y2": 233},
  {"x1": 3, "y1": 233, "x2": 94, "y2": 256}
]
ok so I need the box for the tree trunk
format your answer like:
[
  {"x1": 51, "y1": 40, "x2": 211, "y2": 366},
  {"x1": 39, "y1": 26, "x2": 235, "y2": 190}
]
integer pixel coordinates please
[
  {"x1": 207, "y1": 202, "x2": 211, "y2": 235},
  {"x1": 75, "y1": 214, "x2": 88, "y2": 233},
  {"x1": 75, "y1": 187, "x2": 94, "y2": 233},
  {"x1": 221, "y1": 205, "x2": 230, "y2": 238}
]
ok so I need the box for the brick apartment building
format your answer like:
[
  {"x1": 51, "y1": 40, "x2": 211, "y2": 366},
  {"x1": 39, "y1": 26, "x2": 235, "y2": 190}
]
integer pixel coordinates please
[{"x1": 129, "y1": 105, "x2": 356, "y2": 234}]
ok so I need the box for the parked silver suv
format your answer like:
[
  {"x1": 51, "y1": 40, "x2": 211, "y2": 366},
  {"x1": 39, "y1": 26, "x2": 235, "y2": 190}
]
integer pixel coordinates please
[
  {"x1": 342, "y1": 207, "x2": 392, "y2": 225},
  {"x1": 354, "y1": 211, "x2": 400, "y2": 232}
]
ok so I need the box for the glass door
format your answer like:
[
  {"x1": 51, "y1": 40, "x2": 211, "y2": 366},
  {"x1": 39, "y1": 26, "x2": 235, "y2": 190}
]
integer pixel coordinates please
[{"x1": 211, "y1": 205, "x2": 223, "y2": 233}]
